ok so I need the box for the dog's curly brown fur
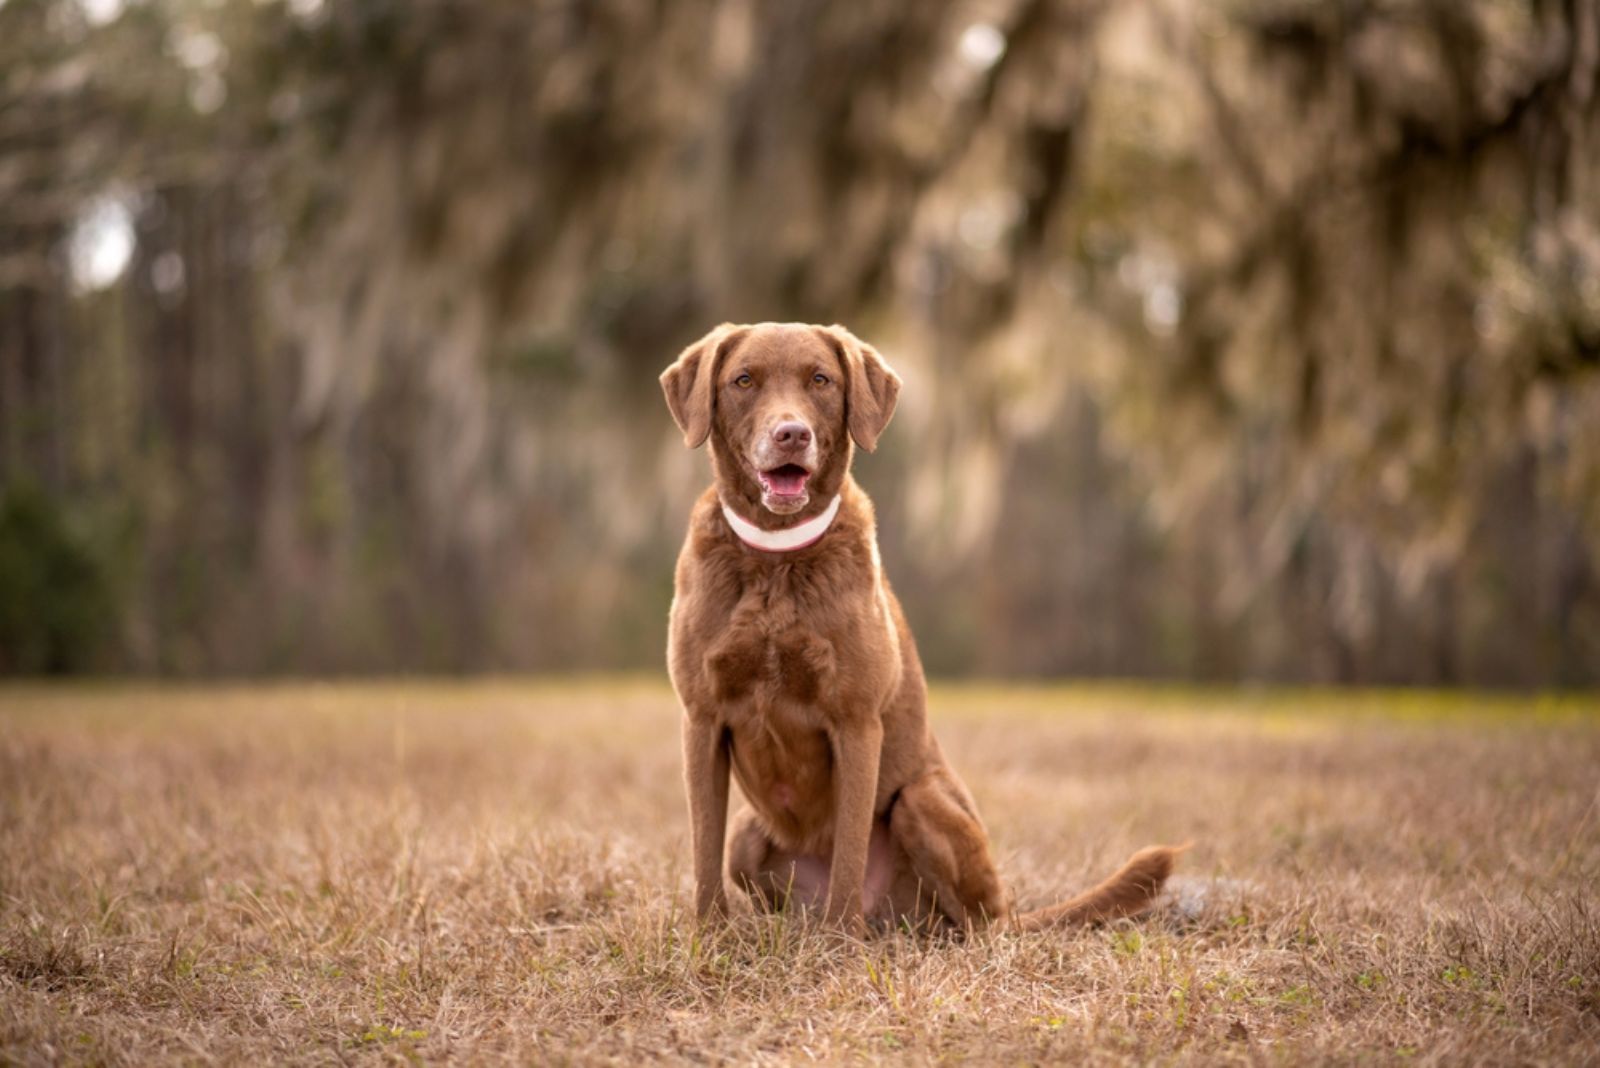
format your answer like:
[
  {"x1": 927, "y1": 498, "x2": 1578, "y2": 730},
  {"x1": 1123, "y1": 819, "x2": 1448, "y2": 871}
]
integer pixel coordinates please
[{"x1": 662, "y1": 322, "x2": 1184, "y2": 932}]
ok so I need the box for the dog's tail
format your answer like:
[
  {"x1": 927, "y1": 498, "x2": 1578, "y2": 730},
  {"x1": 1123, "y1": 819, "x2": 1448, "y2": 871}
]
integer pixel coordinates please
[{"x1": 1003, "y1": 843, "x2": 1190, "y2": 931}]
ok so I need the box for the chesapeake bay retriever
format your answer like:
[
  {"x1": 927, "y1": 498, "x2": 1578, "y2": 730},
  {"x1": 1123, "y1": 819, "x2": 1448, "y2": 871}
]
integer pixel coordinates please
[{"x1": 661, "y1": 322, "x2": 1183, "y2": 932}]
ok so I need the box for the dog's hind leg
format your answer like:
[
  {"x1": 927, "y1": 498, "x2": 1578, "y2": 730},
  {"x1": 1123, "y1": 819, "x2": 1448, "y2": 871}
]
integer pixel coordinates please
[{"x1": 888, "y1": 769, "x2": 1008, "y2": 929}]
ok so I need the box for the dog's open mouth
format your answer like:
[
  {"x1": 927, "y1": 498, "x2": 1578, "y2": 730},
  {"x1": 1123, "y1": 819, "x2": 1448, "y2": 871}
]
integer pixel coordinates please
[{"x1": 759, "y1": 463, "x2": 811, "y2": 501}]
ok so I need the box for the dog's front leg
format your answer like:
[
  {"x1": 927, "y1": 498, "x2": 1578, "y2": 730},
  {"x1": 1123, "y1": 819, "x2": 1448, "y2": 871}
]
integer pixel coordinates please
[
  {"x1": 682, "y1": 714, "x2": 730, "y2": 922},
  {"x1": 825, "y1": 717, "x2": 884, "y2": 929}
]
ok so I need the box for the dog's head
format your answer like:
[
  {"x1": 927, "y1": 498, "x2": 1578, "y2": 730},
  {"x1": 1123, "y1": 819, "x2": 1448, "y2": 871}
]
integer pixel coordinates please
[{"x1": 661, "y1": 323, "x2": 900, "y2": 517}]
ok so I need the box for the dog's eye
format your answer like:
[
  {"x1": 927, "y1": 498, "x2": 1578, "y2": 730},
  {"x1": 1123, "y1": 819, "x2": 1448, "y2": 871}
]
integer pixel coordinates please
[
  {"x1": 733, "y1": 373, "x2": 753, "y2": 389},
  {"x1": 812, "y1": 373, "x2": 830, "y2": 386}
]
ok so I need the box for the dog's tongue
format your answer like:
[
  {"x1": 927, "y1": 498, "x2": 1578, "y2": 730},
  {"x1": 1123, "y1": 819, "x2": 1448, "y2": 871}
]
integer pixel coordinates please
[{"x1": 764, "y1": 466, "x2": 809, "y2": 496}]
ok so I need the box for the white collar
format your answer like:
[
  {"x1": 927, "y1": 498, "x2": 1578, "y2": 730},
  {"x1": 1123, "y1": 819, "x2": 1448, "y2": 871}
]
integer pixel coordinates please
[{"x1": 721, "y1": 494, "x2": 842, "y2": 553}]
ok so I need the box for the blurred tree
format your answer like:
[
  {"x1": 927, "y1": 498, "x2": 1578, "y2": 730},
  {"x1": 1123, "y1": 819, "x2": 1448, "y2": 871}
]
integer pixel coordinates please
[
  {"x1": 0, "y1": 0, "x2": 1595, "y2": 682},
  {"x1": 0, "y1": 484, "x2": 112, "y2": 673}
]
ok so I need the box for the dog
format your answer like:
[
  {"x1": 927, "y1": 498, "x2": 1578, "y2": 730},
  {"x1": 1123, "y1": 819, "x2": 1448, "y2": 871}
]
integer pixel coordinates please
[{"x1": 661, "y1": 322, "x2": 1183, "y2": 932}]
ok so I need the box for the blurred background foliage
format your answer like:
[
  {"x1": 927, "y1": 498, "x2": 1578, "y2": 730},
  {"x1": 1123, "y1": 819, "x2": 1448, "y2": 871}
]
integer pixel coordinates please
[{"x1": 1, "y1": 0, "x2": 1597, "y2": 683}]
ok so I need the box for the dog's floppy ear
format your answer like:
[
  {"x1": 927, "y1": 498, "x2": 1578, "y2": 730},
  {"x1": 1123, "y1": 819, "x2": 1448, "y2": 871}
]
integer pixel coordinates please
[
  {"x1": 821, "y1": 325, "x2": 902, "y2": 452},
  {"x1": 661, "y1": 324, "x2": 746, "y2": 448}
]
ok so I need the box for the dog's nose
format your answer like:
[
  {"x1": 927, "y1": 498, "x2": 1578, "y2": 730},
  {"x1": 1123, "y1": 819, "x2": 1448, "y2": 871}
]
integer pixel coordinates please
[{"x1": 771, "y1": 421, "x2": 812, "y2": 449}]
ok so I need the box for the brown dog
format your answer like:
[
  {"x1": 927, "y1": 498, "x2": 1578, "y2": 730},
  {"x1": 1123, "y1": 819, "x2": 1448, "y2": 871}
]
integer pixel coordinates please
[{"x1": 662, "y1": 322, "x2": 1183, "y2": 932}]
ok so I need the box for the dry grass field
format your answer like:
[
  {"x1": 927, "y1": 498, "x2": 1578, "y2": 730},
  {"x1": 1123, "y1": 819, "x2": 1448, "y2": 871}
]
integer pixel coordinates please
[{"x1": 1, "y1": 681, "x2": 1597, "y2": 1065}]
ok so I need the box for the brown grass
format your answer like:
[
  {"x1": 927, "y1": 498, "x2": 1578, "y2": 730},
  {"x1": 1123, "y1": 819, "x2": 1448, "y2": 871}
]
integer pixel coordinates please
[{"x1": 1, "y1": 680, "x2": 1597, "y2": 1065}]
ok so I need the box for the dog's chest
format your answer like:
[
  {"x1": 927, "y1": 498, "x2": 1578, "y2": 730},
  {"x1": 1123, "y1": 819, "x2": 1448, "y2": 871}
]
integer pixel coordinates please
[{"x1": 704, "y1": 578, "x2": 837, "y2": 707}]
